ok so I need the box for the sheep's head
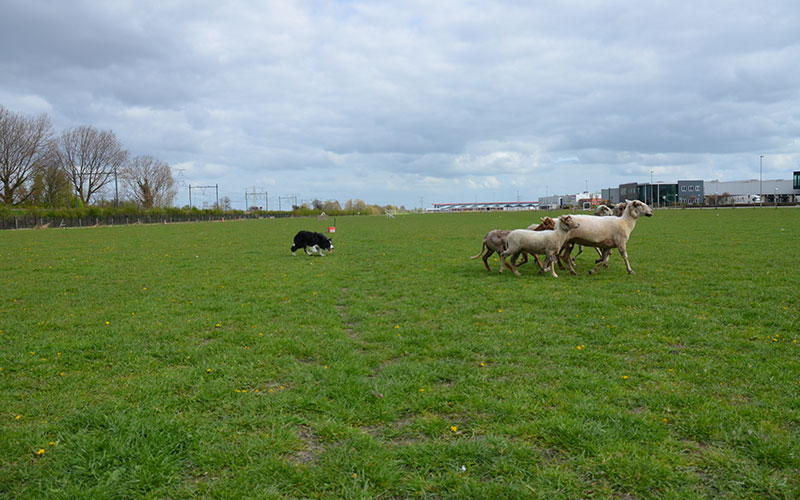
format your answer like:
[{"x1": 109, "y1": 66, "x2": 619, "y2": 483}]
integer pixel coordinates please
[
  {"x1": 628, "y1": 200, "x2": 653, "y2": 218},
  {"x1": 595, "y1": 205, "x2": 613, "y2": 216},
  {"x1": 612, "y1": 202, "x2": 627, "y2": 216},
  {"x1": 558, "y1": 215, "x2": 579, "y2": 231}
]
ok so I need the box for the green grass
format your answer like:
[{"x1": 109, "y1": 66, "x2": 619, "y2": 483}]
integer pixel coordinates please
[{"x1": 1, "y1": 208, "x2": 798, "y2": 499}]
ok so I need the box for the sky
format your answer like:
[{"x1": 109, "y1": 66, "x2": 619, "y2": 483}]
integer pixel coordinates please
[{"x1": 2, "y1": 0, "x2": 799, "y2": 210}]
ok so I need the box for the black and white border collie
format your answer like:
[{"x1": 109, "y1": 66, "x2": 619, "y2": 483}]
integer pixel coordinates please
[{"x1": 291, "y1": 230, "x2": 334, "y2": 256}]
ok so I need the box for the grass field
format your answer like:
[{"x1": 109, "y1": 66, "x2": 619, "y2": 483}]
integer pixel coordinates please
[{"x1": 1, "y1": 207, "x2": 798, "y2": 499}]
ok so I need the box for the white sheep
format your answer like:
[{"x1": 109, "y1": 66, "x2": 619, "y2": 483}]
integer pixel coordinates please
[
  {"x1": 561, "y1": 200, "x2": 652, "y2": 275},
  {"x1": 567, "y1": 204, "x2": 615, "y2": 263},
  {"x1": 500, "y1": 215, "x2": 581, "y2": 277},
  {"x1": 471, "y1": 217, "x2": 555, "y2": 272}
]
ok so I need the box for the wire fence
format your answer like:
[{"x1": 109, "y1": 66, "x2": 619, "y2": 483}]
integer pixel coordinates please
[{"x1": 0, "y1": 212, "x2": 293, "y2": 230}]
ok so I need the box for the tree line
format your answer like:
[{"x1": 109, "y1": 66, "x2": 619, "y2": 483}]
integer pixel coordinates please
[
  {"x1": 2, "y1": 105, "x2": 417, "y2": 218},
  {"x1": 1, "y1": 105, "x2": 175, "y2": 209}
]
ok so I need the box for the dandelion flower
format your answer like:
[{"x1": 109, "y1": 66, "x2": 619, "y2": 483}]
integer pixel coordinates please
[
  {"x1": 450, "y1": 425, "x2": 458, "y2": 432},
  {"x1": 206, "y1": 368, "x2": 212, "y2": 373},
  {"x1": 36, "y1": 449, "x2": 45, "y2": 456},
  {"x1": 622, "y1": 375, "x2": 629, "y2": 380},
  {"x1": 16, "y1": 415, "x2": 21, "y2": 420}
]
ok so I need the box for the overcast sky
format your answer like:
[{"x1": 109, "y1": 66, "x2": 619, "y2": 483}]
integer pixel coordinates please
[{"x1": 2, "y1": 0, "x2": 799, "y2": 209}]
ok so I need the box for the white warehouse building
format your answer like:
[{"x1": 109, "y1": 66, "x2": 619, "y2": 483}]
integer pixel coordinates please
[{"x1": 705, "y1": 178, "x2": 799, "y2": 204}]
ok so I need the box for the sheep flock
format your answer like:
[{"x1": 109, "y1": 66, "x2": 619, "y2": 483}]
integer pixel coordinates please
[{"x1": 471, "y1": 200, "x2": 654, "y2": 277}]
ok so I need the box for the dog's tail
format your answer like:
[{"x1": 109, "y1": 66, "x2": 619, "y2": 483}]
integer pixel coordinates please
[{"x1": 470, "y1": 242, "x2": 487, "y2": 260}]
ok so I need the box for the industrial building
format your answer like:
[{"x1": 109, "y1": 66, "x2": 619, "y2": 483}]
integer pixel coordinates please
[
  {"x1": 600, "y1": 171, "x2": 800, "y2": 207},
  {"x1": 433, "y1": 171, "x2": 800, "y2": 212}
]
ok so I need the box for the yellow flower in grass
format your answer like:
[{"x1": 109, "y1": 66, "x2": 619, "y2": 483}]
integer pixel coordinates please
[
  {"x1": 622, "y1": 375, "x2": 629, "y2": 380},
  {"x1": 37, "y1": 449, "x2": 45, "y2": 456},
  {"x1": 450, "y1": 425, "x2": 458, "y2": 432}
]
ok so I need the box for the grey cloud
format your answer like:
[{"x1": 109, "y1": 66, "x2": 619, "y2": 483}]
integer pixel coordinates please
[{"x1": 1, "y1": 0, "x2": 798, "y2": 208}]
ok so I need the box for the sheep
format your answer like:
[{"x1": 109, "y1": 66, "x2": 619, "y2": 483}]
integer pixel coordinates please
[
  {"x1": 471, "y1": 217, "x2": 555, "y2": 272},
  {"x1": 561, "y1": 199, "x2": 652, "y2": 275},
  {"x1": 564, "y1": 203, "x2": 616, "y2": 264},
  {"x1": 500, "y1": 215, "x2": 581, "y2": 277}
]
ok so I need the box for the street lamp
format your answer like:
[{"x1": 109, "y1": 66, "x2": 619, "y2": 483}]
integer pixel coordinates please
[{"x1": 760, "y1": 155, "x2": 764, "y2": 208}]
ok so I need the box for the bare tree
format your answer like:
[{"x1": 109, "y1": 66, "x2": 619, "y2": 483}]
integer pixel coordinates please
[
  {"x1": 0, "y1": 105, "x2": 54, "y2": 205},
  {"x1": 120, "y1": 155, "x2": 176, "y2": 208},
  {"x1": 56, "y1": 125, "x2": 128, "y2": 205}
]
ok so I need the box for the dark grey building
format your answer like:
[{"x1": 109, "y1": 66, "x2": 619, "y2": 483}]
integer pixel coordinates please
[
  {"x1": 601, "y1": 187, "x2": 621, "y2": 204},
  {"x1": 619, "y1": 183, "x2": 639, "y2": 202},
  {"x1": 678, "y1": 180, "x2": 704, "y2": 205}
]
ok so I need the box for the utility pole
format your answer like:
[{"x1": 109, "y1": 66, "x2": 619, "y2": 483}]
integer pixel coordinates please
[
  {"x1": 187, "y1": 184, "x2": 220, "y2": 209},
  {"x1": 245, "y1": 188, "x2": 268, "y2": 211},
  {"x1": 760, "y1": 155, "x2": 764, "y2": 208}
]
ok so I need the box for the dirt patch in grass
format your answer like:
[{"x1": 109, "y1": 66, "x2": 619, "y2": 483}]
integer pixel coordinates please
[{"x1": 289, "y1": 426, "x2": 325, "y2": 465}]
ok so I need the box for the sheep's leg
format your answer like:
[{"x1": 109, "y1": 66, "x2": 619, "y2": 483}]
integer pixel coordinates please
[
  {"x1": 533, "y1": 254, "x2": 546, "y2": 272},
  {"x1": 595, "y1": 248, "x2": 612, "y2": 265},
  {"x1": 562, "y1": 246, "x2": 578, "y2": 275},
  {"x1": 589, "y1": 249, "x2": 612, "y2": 275},
  {"x1": 573, "y1": 244, "x2": 583, "y2": 262},
  {"x1": 557, "y1": 243, "x2": 572, "y2": 270},
  {"x1": 482, "y1": 248, "x2": 494, "y2": 272},
  {"x1": 618, "y1": 245, "x2": 635, "y2": 275},
  {"x1": 510, "y1": 252, "x2": 524, "y2": 275},
  {"x1": 547, "y1": 254, "x2": 559, "y2": 277},
  {"x1": 517, "y1": 252, "x2": 529, "y2": 267},
  {"x1": 498, "y1": 251, "x2": 510, "y2": 274},
  {"x1": 500, "y1": 249, "x2": 522, "y2": 276}
]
